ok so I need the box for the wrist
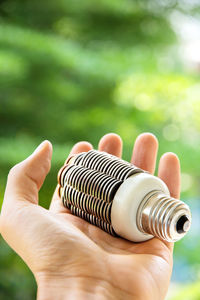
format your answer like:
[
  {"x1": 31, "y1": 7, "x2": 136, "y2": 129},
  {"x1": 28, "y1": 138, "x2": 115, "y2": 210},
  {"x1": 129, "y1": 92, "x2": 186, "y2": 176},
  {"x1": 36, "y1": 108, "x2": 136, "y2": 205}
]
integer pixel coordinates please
[
  {"x1": 36, "y1": 275, "x2": 89, "y2": 300},
  {"x1": 36, "y1": 273, "x2": 134, "y2": 300}
]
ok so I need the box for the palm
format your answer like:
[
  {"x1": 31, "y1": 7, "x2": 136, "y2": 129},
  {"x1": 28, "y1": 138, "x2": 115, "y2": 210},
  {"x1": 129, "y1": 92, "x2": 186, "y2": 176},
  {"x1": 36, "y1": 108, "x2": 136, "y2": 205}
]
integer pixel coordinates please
[
  {"x1": 7, "y1": 200, "x2": 172, "y2": 299},
  {"x1": 34, "y1": 203, "x2": 172, "y2": 299}
]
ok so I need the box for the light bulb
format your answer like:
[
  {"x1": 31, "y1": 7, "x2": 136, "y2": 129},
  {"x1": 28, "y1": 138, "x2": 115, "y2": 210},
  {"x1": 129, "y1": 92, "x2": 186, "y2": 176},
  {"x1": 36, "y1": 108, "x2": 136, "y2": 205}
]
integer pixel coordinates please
[{"x1": 57, "y1": 150, "x2": 191, "y2": 242}]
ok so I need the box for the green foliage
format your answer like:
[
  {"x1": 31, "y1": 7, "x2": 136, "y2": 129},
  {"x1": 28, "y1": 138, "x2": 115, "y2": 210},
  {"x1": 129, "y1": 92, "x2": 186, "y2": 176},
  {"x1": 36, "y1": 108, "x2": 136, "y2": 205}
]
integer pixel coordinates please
[
  {"x1": 0, "y1": 0, "x2": 200, "y2": 299},
  {"x1": 169, "y1": 281, "x2": 200, "y2": 300},
  {"x1": 0, "y1": 239, "x2": 36, "y2": 300}
]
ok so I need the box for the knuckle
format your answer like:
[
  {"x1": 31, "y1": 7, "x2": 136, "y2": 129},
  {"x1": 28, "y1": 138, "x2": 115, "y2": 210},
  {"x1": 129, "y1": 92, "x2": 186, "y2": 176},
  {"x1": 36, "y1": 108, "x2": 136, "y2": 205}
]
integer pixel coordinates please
[
  {"x1": 8, "y1": 166, "x2": 16, "y2": 179},
  {"x1": 8, "y1": 163, "x2": 21, "y2": 179}
]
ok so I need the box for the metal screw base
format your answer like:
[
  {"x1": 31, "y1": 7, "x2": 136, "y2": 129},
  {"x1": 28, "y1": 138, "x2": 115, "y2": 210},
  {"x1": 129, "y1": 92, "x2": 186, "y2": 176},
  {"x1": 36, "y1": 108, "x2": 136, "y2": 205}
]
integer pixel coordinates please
[{"x1": 137, "y1": 191, "x2": 192, "y2": 242}]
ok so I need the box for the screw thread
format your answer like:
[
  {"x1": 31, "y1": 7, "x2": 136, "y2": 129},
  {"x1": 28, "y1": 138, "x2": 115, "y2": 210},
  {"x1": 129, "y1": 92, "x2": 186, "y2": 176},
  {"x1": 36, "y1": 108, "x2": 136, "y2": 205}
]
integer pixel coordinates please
[{"x1": 137, "y1": 191, "x2": 191, "y2": 242}]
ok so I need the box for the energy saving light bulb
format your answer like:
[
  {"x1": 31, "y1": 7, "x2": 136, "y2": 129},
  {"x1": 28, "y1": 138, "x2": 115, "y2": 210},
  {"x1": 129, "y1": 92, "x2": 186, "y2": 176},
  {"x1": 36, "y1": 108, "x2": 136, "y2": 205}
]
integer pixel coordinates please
[{"x1": 58, "y1": 150, "x2": 191, "y2": 242}]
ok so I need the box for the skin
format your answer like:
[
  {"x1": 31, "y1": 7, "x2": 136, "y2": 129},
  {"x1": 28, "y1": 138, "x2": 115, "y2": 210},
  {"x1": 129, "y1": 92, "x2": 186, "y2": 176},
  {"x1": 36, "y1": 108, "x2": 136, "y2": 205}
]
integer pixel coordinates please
[{"x1": 0, "y1": 133, "x2": 180, "y2": 300}]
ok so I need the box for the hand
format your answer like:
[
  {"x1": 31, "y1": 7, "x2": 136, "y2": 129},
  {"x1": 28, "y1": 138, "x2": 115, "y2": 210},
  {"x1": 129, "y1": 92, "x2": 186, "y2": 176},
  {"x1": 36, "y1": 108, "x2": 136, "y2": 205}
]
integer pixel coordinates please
[{"x1": 0, "y1": 133, "x2": 180, "y2": 300}]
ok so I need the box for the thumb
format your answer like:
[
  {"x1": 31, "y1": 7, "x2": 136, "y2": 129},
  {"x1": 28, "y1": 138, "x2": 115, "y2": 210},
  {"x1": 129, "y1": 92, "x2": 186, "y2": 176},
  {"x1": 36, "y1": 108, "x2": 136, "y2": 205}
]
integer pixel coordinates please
[
  {"x1": 0, "y1": 141, "x2": 52, "y2": 266},
  {"x1": 4, "y1": 140, "x2": 52, "y2": 207}
]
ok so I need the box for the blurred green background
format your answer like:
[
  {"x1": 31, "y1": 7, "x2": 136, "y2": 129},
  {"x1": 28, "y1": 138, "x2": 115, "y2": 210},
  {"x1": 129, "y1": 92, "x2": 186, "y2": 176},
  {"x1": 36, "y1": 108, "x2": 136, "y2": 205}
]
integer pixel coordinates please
[{"x1": 0, "y1": 0, "x2": 200, "y2": 299}]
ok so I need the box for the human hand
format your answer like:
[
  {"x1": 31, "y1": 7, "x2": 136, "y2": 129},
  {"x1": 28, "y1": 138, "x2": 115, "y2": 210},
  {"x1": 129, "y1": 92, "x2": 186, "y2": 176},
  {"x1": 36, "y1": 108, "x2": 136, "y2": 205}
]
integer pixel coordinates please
[{"x1": 0, "y1": 133, "x2": 180, "y2": 300}]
